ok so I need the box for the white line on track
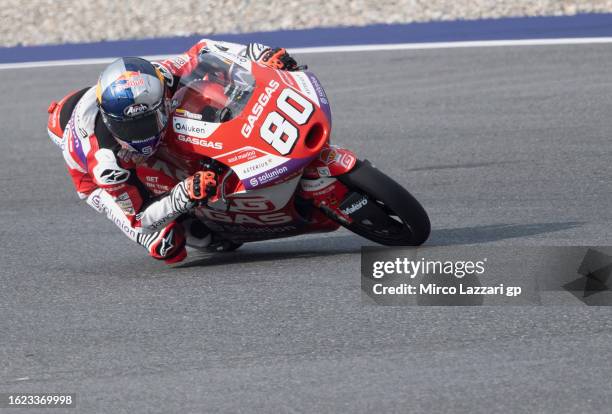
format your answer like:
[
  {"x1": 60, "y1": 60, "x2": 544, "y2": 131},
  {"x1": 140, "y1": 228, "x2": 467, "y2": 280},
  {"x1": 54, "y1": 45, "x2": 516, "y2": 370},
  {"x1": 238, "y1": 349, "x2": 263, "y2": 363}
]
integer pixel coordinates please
[{"x1": 2, "y1": 37, "x2": 612, "y2": 70}]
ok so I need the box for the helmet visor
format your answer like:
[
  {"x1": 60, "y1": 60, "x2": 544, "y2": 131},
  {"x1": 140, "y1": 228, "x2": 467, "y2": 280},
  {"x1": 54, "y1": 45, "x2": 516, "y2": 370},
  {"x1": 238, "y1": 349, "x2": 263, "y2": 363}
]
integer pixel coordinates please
[{"x1": 101, "y1": 100, "x2": 168, "y2": 142}]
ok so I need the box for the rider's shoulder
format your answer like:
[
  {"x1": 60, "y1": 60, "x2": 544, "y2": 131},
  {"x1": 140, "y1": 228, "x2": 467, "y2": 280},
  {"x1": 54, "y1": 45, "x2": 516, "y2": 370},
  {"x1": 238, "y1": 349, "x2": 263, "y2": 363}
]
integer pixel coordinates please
[
  {"x1": 90, "y1": 147, "x2": 131, "y2": 187},
  {"x1": 89, "y1": 115, "x2": 133, "y2": 186},
  {"x1": 92, "y1": 113, "x2": 120, "y2": 151},
  {"x1": 68, "y1": 86, "x2": 99, "y2": 138}
]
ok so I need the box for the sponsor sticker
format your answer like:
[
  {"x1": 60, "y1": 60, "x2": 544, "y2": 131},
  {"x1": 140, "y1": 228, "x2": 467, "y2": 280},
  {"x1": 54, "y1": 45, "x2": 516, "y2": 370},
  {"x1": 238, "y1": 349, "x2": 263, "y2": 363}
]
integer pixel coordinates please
[
  {"x1": 176, "y1": 134, "x2": 222, "y2": 150},
  {"x1": 289, "y1": 72, "x2": 319, "y2": 106},
  {"x1": 89, "y1": 193, "x2": 101, "y2": 210},
  {"x1": 254, "y1": 166, "x2": 289, "y2": 186},
  {"x1": 307, "y1": 73, "x2": 329, "y2": 105},
  {"x1": 320, "y1": 148, "x2": 337, "y2": 164},
  {"x1": 170, "y1": 55, "x2": 188, "y2": 69},
  {"x1": 341, "y1": 197, "x2": 368, "y2": 215},
  {"x1": 245, "y1": 165, "x2": 290, "y2": 188},
  {"x1": 230, "y1": 151, "x2": 289, "y2": 180},
  {"x1": 114, "y1": 71, "x2": 145, "y2": 91},
  {"x1": 116, "y1": 192, "x2": 135, "y2": 215},
  {"x1": 227, "y1": 149, "x2": 258, "y2": 164},
  {"x1": 173, "y1": 116, "x2": 219, "y2": 139},
  {"x1": 299, "y1": 177, "x2": 337, "y2": 192},
  {"x1": 175, "y1": 108, "x2": 202, "y2": 120},
  {"x1": 124, "y1": 103, "x2": 148, "y2": 117},
  {"x1": 199, "y1": 209, "x2": 293, "y2": 225},
  {"x1": 241, "y1": 79, "x2": 280, "y2": 138},
  {"x1": 337, "y1": 152, "x2": 356, "y2": 169}
]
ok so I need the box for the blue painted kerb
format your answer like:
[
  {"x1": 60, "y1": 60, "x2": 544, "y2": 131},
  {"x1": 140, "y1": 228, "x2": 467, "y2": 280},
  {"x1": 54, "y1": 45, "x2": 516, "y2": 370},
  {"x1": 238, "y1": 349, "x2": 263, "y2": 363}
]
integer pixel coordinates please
[{"x1": 2, "y1": 13, "x2": 612, "y2": 64}]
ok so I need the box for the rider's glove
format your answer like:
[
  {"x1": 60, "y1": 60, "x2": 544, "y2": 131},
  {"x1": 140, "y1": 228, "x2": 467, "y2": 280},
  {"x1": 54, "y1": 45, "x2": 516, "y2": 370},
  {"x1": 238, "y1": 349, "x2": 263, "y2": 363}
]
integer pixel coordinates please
[
  {"x1": 258, "y1": 48, "x2": 300, "y2": 71},
  {"x1": 185, "y1": 171, "x2": 217, "y2": 202}
]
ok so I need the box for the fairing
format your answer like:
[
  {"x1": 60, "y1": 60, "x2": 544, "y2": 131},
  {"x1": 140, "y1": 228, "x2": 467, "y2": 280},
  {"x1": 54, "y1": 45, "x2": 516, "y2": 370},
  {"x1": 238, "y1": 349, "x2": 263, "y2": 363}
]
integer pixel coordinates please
[
  {"x1": 140, "y1": 49, "x2": 355, "y2": 242},
  {"x1": 165, "y1": 51, "x2": 331, "y2": 190}
]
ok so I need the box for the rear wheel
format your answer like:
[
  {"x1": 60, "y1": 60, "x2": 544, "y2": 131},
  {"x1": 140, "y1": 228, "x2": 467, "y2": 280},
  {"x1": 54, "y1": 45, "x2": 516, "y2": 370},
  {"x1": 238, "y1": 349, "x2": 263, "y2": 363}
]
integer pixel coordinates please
[{"x1": 333, "y1": 160, "x2": 430, "y2": 246}]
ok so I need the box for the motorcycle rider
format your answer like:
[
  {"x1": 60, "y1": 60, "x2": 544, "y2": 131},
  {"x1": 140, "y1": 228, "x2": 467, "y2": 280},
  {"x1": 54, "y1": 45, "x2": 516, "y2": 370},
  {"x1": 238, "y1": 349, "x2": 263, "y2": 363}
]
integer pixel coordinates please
[{"x1": 47, "y1": 39, "x2": 301, "y2": 263}]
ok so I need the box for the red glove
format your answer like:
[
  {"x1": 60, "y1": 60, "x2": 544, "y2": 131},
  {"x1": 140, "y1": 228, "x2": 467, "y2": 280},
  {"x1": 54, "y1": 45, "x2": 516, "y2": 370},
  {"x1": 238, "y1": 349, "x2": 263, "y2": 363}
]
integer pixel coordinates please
[
  {"x1": 258, "y1": 48, "x2": 299, "y2": 71},
  {"x1": 185, "y1": 171, "x2": 216, "y2": 201}
]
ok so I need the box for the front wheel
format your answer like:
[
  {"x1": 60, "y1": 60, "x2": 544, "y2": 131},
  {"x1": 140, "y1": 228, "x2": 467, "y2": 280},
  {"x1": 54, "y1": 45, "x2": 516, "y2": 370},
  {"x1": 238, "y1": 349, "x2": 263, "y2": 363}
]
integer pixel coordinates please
[{"x1": 333, "y1": 160, "x2": 430, "y2": 246}]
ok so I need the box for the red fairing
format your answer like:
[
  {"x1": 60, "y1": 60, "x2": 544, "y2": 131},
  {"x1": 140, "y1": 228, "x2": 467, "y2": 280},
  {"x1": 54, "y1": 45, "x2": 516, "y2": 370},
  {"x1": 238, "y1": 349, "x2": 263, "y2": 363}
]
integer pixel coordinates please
[
  {"x1": 165, "y1": 64, "x2": 330, "y2": 168},
  {"x1": 303, "y1": 144, "x2": 358, "y2": 179},
  {"x1": 148, "y1": 46, "x2": 358, "y2": 242}
]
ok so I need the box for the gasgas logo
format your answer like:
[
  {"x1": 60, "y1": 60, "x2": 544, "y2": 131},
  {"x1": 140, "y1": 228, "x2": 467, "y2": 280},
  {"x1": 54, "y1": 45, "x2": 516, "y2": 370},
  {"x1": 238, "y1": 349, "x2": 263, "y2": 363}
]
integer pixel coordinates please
[
  {"x1": 176, "y1": 134, "x2": 223, "y2": 150},
  {"x1": 201, "y1": 210, "x2": 292, "y2": 225},
  {"x1": 241, "y1": 79, "x2": 280, "y2": 138}
]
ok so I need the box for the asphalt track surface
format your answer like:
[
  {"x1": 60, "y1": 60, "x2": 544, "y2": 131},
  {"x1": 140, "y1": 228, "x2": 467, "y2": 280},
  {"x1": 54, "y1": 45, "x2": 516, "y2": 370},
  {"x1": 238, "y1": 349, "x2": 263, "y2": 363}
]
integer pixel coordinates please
[{"x1": 2, "y1": 45, "x2": 612, "y2": 413}]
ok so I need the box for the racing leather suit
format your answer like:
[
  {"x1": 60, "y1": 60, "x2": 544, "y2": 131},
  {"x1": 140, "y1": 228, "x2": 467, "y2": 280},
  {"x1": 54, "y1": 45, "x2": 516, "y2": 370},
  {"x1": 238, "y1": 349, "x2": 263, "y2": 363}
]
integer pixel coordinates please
[{"x1": 46, "y1": 39, "x2": 283, "y2": 262}]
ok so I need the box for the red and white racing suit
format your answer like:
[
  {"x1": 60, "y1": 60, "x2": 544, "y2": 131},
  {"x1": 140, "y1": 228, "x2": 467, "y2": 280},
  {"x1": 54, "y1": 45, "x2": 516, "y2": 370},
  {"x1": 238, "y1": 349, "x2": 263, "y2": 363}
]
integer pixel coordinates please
[{"x1": 46, "y1": 39, "x2": 275, "y2": 262}]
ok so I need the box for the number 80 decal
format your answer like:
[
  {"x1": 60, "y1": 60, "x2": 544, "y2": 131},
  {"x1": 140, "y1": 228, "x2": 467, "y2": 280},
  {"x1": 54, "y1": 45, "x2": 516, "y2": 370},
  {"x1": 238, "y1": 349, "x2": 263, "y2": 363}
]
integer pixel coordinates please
[{"x1": 260, "y1": 88, "x2": 314, "y2": 155}]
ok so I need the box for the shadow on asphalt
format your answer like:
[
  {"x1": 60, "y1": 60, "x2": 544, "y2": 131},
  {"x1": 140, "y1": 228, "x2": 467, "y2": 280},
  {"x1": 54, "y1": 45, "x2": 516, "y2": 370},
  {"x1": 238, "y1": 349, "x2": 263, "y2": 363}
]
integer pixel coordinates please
[
  {"x1": 428, "y1": 221, "x2": 584, "y2": 245},
  {"x1": 176, "y1": 221, "x2": 583, "y2": 268},
  {"x1": 176, "y1": 235, "x2": 368, "y2": 268},
  {"x1": 406, "y1": 160, "x2": 521, "y2": 171}
]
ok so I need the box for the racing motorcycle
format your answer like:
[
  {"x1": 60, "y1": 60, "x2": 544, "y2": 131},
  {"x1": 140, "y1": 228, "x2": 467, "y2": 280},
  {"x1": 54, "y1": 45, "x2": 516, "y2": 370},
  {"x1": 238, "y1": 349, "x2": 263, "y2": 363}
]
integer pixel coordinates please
[{"x1": 137, "y1": 48, "x2": 431, "y2": 251}]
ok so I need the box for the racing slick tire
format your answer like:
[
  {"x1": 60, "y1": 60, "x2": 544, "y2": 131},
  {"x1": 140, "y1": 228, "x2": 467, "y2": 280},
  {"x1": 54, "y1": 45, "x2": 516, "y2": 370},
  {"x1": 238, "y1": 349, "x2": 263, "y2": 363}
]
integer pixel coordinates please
[{"x1": 334, "y1": 160, "x2": 430, "y2": 246}]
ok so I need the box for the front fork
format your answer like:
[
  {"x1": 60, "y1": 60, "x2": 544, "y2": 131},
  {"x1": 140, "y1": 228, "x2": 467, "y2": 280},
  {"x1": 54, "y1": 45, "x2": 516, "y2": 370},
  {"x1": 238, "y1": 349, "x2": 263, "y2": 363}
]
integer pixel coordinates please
[{"x1": 298, "y1": 144, "x2": 361, "y2": 225}]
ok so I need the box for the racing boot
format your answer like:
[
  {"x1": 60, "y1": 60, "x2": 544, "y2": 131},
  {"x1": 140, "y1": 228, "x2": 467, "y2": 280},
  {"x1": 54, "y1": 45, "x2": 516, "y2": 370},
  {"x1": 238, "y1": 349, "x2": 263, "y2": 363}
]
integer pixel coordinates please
[{"x1": 137, "y1": 221, "x2": 187, "y2": 264}]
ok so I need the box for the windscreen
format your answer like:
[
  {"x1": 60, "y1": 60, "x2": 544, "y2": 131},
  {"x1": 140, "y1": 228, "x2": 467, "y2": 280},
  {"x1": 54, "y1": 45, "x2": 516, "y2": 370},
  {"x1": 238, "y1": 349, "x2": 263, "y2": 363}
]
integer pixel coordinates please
[{"x1": 172, "y1": 51, "x2": 256, "y2": 123}]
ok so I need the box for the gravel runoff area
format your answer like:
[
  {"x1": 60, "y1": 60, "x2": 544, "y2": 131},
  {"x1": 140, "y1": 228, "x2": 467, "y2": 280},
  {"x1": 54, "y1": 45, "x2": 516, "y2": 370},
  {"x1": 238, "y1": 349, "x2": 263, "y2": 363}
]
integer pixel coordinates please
[{"x1": 2, "y1": 0, "x2": 612, "y2": 47}]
